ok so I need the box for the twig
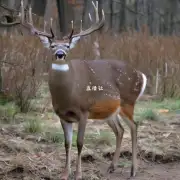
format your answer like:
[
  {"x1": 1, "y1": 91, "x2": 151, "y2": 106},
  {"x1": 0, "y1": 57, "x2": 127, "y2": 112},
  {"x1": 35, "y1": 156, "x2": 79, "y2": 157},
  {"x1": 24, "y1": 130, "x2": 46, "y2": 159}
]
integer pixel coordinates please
[
  {"x1": 0, "y1": 3, "x2": 37, "y2": 16},
  {"x1": 0, "y1": 160, "x2": 14, "y2": 167},
  {"x1": 0, "y1": 60, "x2": 24, "y2": 67}
]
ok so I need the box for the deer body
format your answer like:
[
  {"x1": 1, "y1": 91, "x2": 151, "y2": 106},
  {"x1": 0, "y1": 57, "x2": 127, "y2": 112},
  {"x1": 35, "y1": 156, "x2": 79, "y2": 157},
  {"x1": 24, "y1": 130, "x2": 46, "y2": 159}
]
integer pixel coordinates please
[
  {"x1": 49, "y1": 59, "x2": 145, "y2": 122},
  {"x1": 48, "y1": 58, "x2": 147, "y2": 179},
  {"x1": 4, "y1": 1, "x2": 147, "y2": 179}
]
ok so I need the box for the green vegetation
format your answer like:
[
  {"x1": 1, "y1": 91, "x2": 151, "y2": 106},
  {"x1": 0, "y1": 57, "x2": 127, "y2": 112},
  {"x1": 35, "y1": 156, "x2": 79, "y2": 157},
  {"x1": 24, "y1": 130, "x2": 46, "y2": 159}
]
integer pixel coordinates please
[
  {"x1": 139, "y1": 108, "x2": 158, "y2": 121},
  {"x1": 134, "y1": 98, "x2": 180, "y2": 124},
  {"x1": 136, "y1": 99, "x2": 180, "y2": 112},
  {"x1": 24, "y1": 118, "x2": 43, "y2": 133},
  {"x1": 0, "y1": 102, "x2": 20, "y2": 123},
  {"x1": 44, "y1": 127, "x2": 64, "y2": 143},
  {"x1": 85, "y1": 131, "x2": 115, "y2": 147}
]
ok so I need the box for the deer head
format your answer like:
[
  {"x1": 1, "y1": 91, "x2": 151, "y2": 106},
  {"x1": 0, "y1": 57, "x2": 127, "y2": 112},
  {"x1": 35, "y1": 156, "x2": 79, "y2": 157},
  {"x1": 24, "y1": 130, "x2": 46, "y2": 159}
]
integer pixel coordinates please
[
  {"x1": 6, "y1": 0, "x2": 104, "y2": 61},
  {"x1": 37, "y1": 2, "x2": 104, "y2": 61},
  {"x1": 1, "y1": 0, "x2": 105, "y2": 60}
]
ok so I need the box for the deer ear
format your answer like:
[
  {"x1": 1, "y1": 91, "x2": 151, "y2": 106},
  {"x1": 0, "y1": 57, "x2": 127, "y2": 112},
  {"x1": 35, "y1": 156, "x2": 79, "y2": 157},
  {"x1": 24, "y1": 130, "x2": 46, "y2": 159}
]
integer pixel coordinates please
[
  {"x1": 69, "y1": 36, "x2": 80, "y2": 49},
  {"x1": 38, "y1": 36, "x2": 51, "y2": 49}
]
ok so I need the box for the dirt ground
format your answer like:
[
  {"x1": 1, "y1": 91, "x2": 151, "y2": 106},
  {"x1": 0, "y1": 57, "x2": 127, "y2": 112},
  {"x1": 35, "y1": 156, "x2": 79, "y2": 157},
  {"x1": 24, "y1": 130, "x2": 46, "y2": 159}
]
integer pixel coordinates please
[
  {"x1": 0, "y1": 110, "x2": 180, "y2": 180},
  {"x1": 0, "y1": 89, "x2": 180, "y2": 180}
]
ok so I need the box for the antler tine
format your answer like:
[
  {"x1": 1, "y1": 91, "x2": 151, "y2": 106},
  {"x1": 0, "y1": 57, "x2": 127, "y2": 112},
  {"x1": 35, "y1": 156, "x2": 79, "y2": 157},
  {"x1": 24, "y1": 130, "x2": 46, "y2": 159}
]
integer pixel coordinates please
[
  {"x1": 80, "y1": 20, "x2": 82, "y2": 32},
  {"x1": 21, "y1": 0, "x2": 24, "y2": 24},
  {"x1": 19, "y1": 0, "x2": 54, "y2": 39},
  {"x1": 28, "y1": 4, "x2": 33, "y2": 24},
  {"x1": 50, "y1": 18, "x2": 53, "y2": 28},
  {"x1": 69, "y1": 20, "x2": 74, "y2": 39},
  {"x1": 0, "y1": 0, "x2": 54, "y2": 36},
  {"x1": 89, "y1": 13, "x2": 92, "y2": 22},
  {"x1": 70, "y1": 1, "x2": 105, "y2": 38},
  {"x1": 44, "y1": 21, "x2": 47, "y2": 32},
  {"x1": 92, "y1": 0, "x2": 99, "y2": 23},
  {"x1": 62, "y1": 20, "x2": 74, "y2": 41}
]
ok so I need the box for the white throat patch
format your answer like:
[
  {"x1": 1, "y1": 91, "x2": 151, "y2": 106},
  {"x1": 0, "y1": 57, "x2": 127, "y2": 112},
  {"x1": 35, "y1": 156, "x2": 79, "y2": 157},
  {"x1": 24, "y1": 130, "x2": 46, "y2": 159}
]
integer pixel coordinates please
[{"x1": 52, "y1": 63, "x2": 69, "y2": 71}]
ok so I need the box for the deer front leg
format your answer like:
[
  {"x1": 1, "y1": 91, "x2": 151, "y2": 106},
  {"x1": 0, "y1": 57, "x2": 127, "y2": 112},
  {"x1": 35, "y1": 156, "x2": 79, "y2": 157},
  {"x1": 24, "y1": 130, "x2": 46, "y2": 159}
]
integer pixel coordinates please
[
  {"x1": 75, "y1": 114, "x2": 88, "y2": 180},
  {"x1": 60, "y1": 119, "x2": 73, "y2": 180}
]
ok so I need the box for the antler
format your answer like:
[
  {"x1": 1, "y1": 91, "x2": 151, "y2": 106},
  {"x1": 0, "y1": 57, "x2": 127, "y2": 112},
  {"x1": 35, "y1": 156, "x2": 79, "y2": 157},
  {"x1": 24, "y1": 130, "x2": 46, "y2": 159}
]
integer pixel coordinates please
[
  {"x1": 19, "y1": 0, "x2": 54, "y2": 39},
  {"x1": 66, "y1": 1, "x2": 105, "y2": 39},
  {"x1": 0, "y1": 0, "x2": 54, "y2": 39},
  {"x1": 0, "y1": 0, "x2": 105, "y2": 42}
]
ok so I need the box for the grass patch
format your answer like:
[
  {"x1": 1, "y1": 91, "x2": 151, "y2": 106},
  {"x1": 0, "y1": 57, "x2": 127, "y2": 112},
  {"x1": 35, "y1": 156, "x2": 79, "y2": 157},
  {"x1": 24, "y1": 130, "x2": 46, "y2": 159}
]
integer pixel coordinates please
[
  {"x1": 0, "y1": 102, "x2": 20, "y2": 123},
  {"x1": 140, "y1": 109, "x2": 158, "y2": 121},
  {"x1": 135, "y1": 98, "x2": 180, "y2": 123},
  {"x1": 44, "y1": 128, "x2": 114, "y2": 147},
  {"x1": 135, "y1": 107, "x2": 159, "y2": 124},
  {"x1": 136, "y1": 99, "x2": 180, "y2": 112},
  {"x1": 162, "y1": 99, "x2": 180, "y2": 111},
  {"x1": 24, "y1": 118, "x2": 43, "y2": 134},
  {"x1": 44, "y1": 128, "x2": 78, "y2": 145},
  {"x1": 118, "y1": 161, "x2": 131, "y2": 168},
  {"x1": 44, "y1": 127, "x2": 64, "y2": 143},
  {"x1": 85, "y1": 131, "x2": 115, "y2": 147},
  {"x1": 0, "y1": 95, "x2": 12, "y2": 105},
  {"x1": 72, "y1": 132, "x2": 77, "y2": 147}
]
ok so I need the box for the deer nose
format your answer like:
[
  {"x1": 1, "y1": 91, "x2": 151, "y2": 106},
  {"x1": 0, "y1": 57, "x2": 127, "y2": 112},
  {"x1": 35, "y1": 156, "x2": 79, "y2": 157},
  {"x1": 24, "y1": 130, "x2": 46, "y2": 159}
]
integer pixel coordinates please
[{"x1": 55, "y1": 49, "x2": 66, "y2": 59}]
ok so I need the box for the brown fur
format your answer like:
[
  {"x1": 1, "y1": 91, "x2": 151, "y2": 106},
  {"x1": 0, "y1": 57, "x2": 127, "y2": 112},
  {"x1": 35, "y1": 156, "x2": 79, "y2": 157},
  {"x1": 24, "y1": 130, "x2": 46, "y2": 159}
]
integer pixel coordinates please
[{"x1": 89, "y1": 99, "x2": 121, "y2": 119}]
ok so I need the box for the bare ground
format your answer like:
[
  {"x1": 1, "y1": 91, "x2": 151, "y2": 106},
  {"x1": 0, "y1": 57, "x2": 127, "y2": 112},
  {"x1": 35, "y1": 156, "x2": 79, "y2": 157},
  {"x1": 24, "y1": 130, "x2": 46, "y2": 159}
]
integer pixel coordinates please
[
  {"x1": 0, "y1": 110, "x2": 180, "y2": 180},
  {"x1": 1, "y1": 88, "x2": 180, "y2": 180}
]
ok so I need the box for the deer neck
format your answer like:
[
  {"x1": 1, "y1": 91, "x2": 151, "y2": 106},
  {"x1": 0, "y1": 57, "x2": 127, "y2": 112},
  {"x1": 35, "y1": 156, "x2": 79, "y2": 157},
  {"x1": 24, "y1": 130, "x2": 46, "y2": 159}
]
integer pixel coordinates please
[
  {"x1": 49, "y1": 58, "x2": 74, "y2": 86},
  {"x1": 51, "y1": 58, "x2": 70, "y2": 72}
]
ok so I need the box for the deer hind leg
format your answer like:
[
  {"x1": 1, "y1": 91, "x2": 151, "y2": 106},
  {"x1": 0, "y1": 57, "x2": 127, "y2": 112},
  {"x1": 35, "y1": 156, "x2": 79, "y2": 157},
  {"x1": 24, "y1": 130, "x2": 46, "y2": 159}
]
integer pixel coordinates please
[
  {"x1": 75, "y1": 113, "x2": 88, "y2": 180},
  {"x1": 60, "y1": 119, "x2": 73, "y2": 180},
  {"x1": 106, "y1": 109, "x2": 124, "y2": 173},
  {"x1": 120, "y1": 104, "x2": 137, "y2": 177}
]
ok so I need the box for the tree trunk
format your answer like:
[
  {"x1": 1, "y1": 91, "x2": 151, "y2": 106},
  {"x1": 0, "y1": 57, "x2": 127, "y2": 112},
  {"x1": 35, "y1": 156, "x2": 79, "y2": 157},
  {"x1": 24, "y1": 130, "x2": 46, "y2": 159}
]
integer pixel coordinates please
[
  {"x1": 32, "y1": 0, "x2": 47, "y2": 17},
  {"x1": 56, "y1": 0, "x2": 69, "y2": 36},
  {"x1": 119, "y1": 0, "x2": 126, "y2": 32},
  {"x1": 109, "y1": 0, "x2": 113, "y2": 30},
  {"x1": 134, "y1": 0, "x2": 139, "y2": 31}
]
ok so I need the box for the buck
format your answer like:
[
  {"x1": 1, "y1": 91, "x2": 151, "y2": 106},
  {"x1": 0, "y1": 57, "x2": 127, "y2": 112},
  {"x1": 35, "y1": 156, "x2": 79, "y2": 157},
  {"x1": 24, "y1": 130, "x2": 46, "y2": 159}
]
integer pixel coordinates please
[{"x1": 2, "y1": 1, "x2": 147, "y2": 179}]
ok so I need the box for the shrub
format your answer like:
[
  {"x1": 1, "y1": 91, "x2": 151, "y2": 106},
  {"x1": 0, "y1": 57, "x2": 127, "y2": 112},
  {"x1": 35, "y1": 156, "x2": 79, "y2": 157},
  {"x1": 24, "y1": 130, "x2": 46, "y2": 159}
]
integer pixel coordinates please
[{"x1": 0, "y1": 35, "x2": 51, "y2": 112}]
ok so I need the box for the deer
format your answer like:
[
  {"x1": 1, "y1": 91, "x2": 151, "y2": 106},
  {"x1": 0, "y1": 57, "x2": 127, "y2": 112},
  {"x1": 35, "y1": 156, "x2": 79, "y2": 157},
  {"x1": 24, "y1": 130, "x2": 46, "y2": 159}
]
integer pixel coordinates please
[{"x1": 2, "y1": 0, "x2": 147, "y2": 179}]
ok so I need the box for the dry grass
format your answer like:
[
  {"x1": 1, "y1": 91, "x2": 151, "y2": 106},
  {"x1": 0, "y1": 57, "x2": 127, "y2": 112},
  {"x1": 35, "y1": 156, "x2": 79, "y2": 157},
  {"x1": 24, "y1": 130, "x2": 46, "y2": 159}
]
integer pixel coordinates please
[{"x1": 0, "y1": 35, "x2": 51, "y2": 112}]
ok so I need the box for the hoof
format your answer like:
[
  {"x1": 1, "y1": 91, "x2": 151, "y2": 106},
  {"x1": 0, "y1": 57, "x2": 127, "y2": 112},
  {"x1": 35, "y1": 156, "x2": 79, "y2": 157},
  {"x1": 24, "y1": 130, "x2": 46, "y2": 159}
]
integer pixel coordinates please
[
  {"x1": 60, "y1": 170, "x2": 70, "y2": 180},
  {"x1": 60, "y1": 176, "x2": 68, "y2": 180},
  {"x1": 75, "y1": 172, "x2": 82, "y2": 180},
  {"x1": 75, "y1": 176, "x2": 82, "y2": 180},
  {"x1": 107, "y1": 163, "x2": 115, "y2": 173},
  {"x1": 130, "y1": 165, "x2": 136, "y2": 177}
]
